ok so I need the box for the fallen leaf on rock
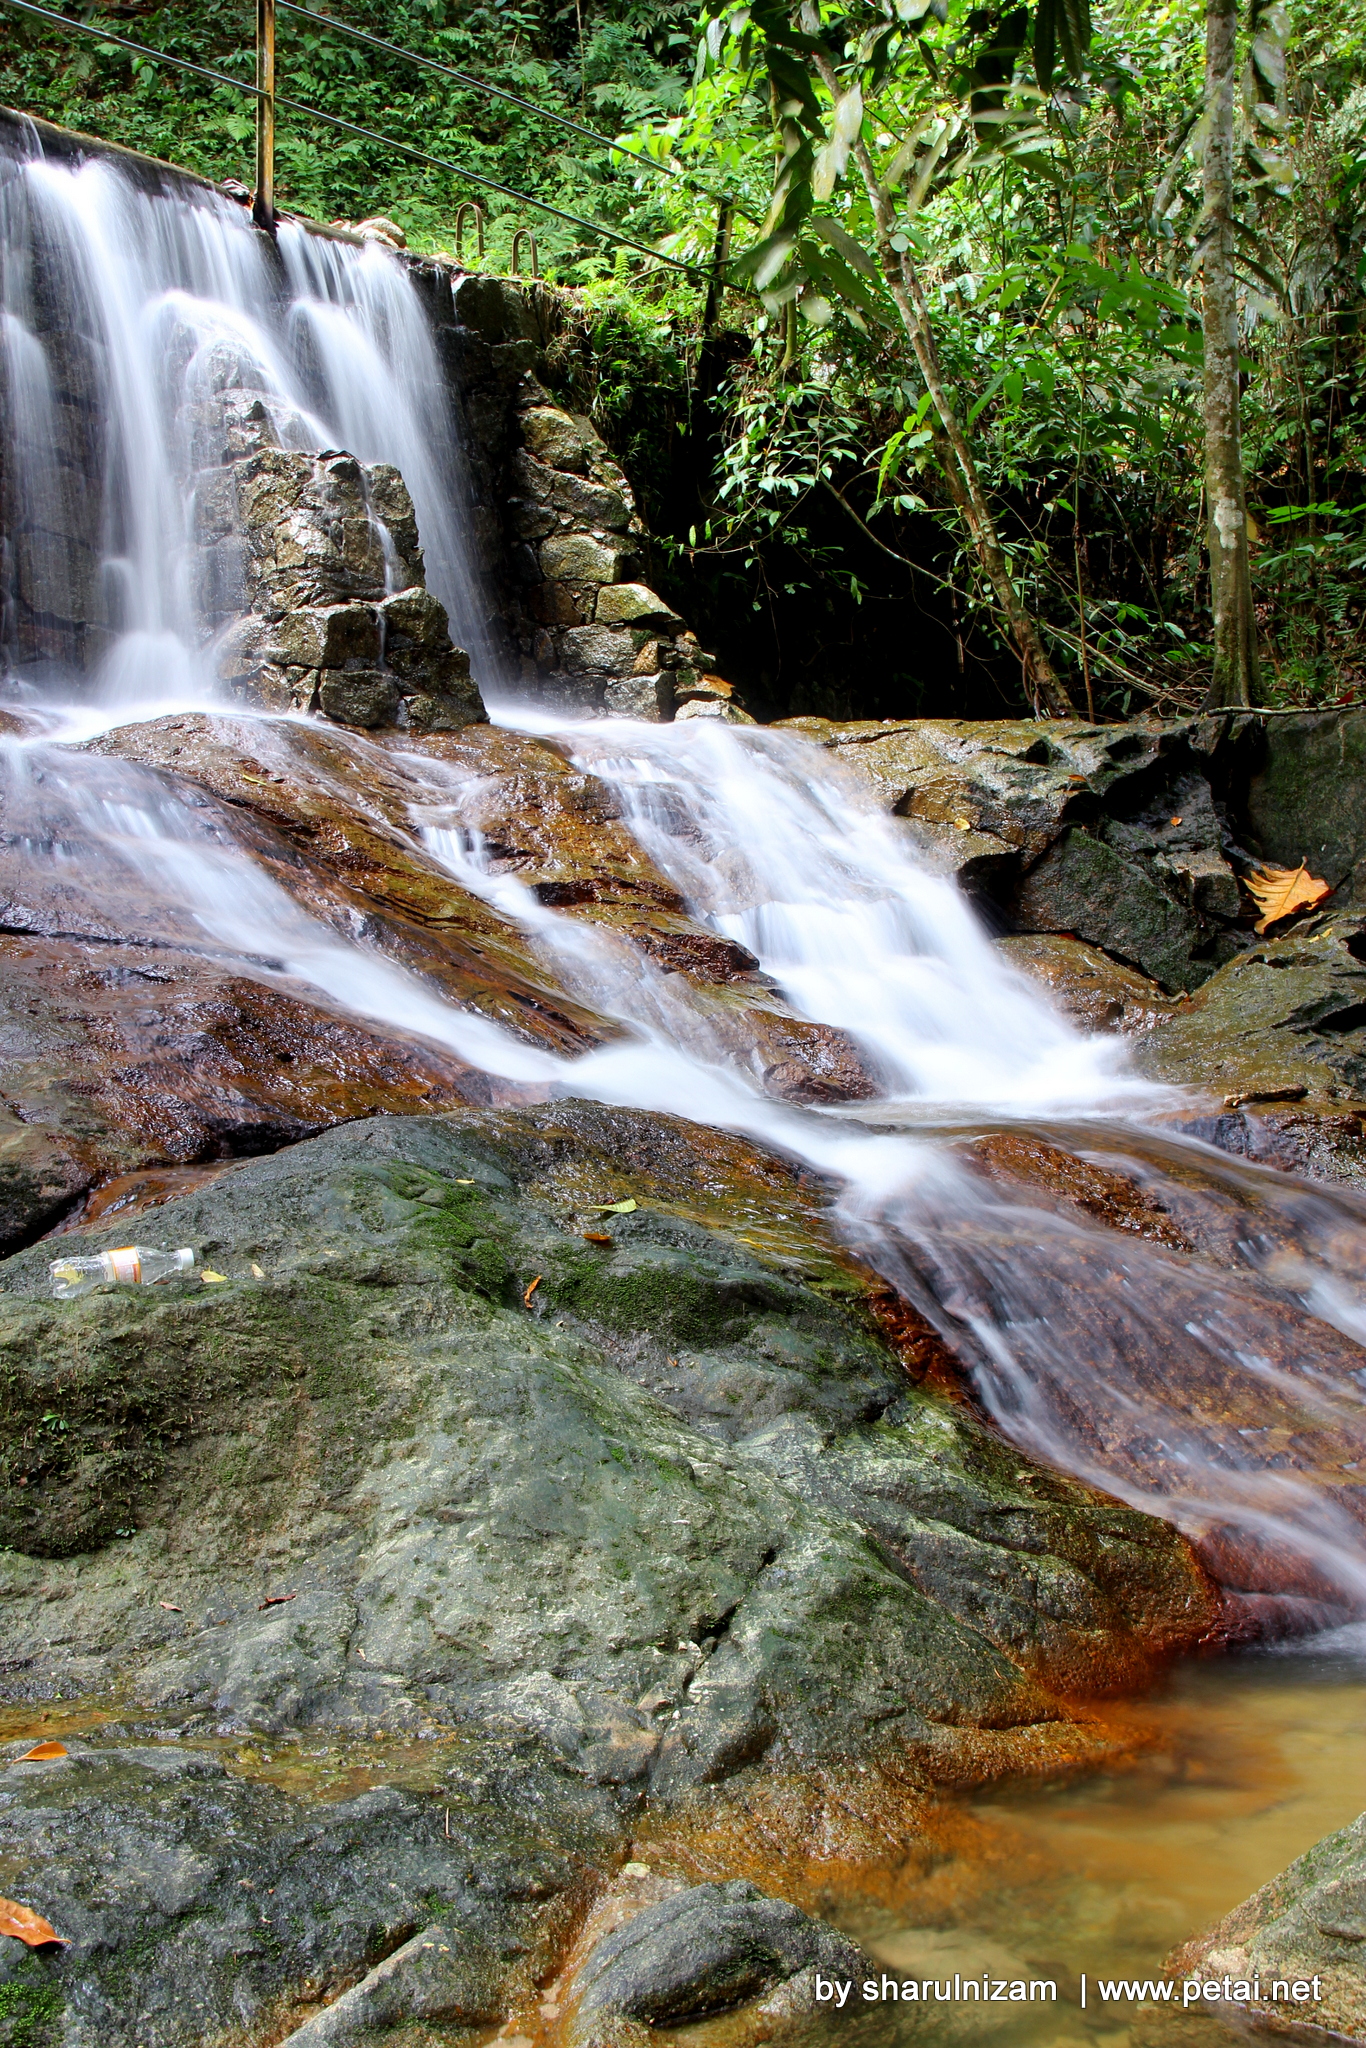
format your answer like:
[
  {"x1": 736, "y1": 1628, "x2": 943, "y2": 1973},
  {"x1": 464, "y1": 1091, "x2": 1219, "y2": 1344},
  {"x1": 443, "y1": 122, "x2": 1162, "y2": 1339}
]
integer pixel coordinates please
[
  {"x1": 0, "y1": 1896, "x2": 69, "y2": 1945},
  {"x1": 587, "y1": 1198, "x2": 638, "y2": 1214},
  {"x1": 251, "y1": 1263, "x2": 265, "y2": 1278},
  {"x1": 201, "y1": 1269, "x2": 229, "y2": 1285},
  {"x1": 258, "y1": 1593, "x2": 296, "y2": 1610},
  {"x1": 583, "y1": 1232, "x2": 613, "y2": 1245},
  {"x1": 1246, "y1": 861, "x2": 1332, "y2": 933},
  {"x1": 1170, "y1": 816, "x2": 1183, "y2": 826},
  {"x1": 158, "y1": 1600, "x2": 182, "y2": 1612},
  {"x1": 523, "y1": 1275, "x2": 542, "y2": 1308},
  {"x1": 16, "y1": 1741, "x2": 67, "y2": 1761}
]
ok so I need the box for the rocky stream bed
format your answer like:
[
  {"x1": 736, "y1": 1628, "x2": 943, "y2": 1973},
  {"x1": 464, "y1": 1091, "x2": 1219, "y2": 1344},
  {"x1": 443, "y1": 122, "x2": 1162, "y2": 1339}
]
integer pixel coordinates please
[
  {"x1": 1, "y1": 690, "x2": 1365, "y2": 2048},
  {"x1": 1, "y1": 116, "x2": 1363, "y2": 2048}
]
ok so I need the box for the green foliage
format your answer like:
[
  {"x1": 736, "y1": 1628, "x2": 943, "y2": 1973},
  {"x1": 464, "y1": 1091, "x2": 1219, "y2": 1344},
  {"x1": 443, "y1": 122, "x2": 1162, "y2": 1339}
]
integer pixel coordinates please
[
  {"x1": 606, "y1": 0, "x2": 1366, "y2": 713},
  {"x1": 0, "y1": 0, "x2": 697, "y2": 268},
  {"x1": 3, "y1": 0, "x2": 1366, "y2": 712}
]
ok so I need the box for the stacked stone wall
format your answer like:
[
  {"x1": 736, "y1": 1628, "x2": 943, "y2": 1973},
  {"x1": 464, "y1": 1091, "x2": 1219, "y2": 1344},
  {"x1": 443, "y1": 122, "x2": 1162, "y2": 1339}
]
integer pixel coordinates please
[{"x1": 418, "y1": 267, "x2": 750, "y2": 723}]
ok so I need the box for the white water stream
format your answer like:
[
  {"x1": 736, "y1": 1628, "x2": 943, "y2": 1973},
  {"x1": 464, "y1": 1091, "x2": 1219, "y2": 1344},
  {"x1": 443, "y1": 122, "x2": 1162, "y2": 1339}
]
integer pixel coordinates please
[{"x1": 3, "y1": 134, "x2": 1366, "y2": 1639}]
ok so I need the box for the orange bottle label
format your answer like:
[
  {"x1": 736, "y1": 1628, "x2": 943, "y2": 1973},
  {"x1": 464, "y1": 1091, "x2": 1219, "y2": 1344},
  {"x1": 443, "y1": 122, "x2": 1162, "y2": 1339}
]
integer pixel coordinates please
[{"x1": 105, "y1": 1247, "x2": 142, "y2": 1284}]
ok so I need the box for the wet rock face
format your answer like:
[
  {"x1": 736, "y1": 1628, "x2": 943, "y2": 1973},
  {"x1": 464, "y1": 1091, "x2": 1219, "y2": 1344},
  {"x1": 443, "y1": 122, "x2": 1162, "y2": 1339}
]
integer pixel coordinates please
[
  {"x1": 0, "y1": 712, "x2": 885, "y2": 1254},
  {"x1": 0, "y1": 1734, "x2": 612, "y2": 2048},
  {"x1": 0, "y1": 714, "x2": 639, "y2": 1255},
  {"x1": 782, "y1": 715, "x2": 1254, "y2": 994},
  {"x1": 214, "y1": 445, "x2": 487, "y2": 732},
  {"x1": 786, "y1": 710, "x2": 1366, "y2": 1177},
  {"x1": 1168, "y1": 1810, "x2": 1366, "y2": 2042},
  {"x1": 570, "y1": 1880, "x2": 867, "y2": 2029},
  {"x1": 996, "y1": 935, "x2": 1177, "y2": 1035},
  {"x1": 0, "y1": 1106, "x2": 1215, "y2": 1747}
]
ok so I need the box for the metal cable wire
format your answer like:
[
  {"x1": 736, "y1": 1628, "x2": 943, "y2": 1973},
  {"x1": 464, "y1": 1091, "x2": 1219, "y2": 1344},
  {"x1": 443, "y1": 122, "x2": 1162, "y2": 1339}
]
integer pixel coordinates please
[{"x1": 0, "y1": 0, "x2": 740, "y2": 282}]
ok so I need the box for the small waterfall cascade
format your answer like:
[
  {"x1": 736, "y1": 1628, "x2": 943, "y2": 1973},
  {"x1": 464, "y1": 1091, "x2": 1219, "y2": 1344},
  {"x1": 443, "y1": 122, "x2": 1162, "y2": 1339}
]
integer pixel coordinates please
[
  {"x1": 1, "y1": 132, "x2": 1364, "y2": 1642},
  {"x1": 410, "y1": 714, "x2": 1366, "y2": 1630},
  {"x1": 0, "y1": 126, "x2": 491, "y2": 700}
]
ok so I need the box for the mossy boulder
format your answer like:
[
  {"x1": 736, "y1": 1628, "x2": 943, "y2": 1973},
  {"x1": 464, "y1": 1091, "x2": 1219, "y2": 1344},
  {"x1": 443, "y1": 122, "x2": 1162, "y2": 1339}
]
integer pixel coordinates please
[
  {"x1": 0, "y1": 1103, "x2": 1222, "y2": 2047},
  {"x1": 0, "y1": 1106, "x2": 1216, "y2": 1766},
  {"x1": 0, "y1": 1735, "x2": 613, "y2": 2048}
]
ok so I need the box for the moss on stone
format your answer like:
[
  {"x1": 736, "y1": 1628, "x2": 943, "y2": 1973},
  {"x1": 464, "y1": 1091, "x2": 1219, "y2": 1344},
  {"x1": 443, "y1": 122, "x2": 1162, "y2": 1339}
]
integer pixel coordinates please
[{"x1": 0, "y1": 1979, "x2": 63, "y2": 2048}]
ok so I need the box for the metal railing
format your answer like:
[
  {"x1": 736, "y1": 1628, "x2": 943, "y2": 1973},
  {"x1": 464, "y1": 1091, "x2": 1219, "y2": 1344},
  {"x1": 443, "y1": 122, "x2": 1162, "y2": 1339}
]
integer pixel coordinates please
[{"x1": 2, "y1": 0, "x2": 741, "y2": 298}]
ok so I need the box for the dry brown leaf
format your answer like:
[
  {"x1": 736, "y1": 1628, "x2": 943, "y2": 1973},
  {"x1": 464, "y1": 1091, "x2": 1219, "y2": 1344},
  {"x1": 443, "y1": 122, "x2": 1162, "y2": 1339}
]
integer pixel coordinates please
[
  {"x1": 1246, "y1": 860, "x2": 1332, "y2": 933},
  {"x1": 523, "y1": 1275, "x2": 542, "y2": 1308},
  {"x1": 0, "y1": 1895, "x2": 69, "y2": 1945},
  {"x1": 16, "y1": 1741, "x2": 67, "y2": 1761},
  {"x1": 257, "y1": 1593, "x2": 296, "y2": 1611},
  {"x1": 582, "y1": 1232, "x2": 612, "y2": 1246}
]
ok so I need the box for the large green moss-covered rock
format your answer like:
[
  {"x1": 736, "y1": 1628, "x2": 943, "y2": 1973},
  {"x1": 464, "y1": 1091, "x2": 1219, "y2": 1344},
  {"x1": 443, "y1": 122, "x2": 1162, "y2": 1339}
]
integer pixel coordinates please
[
  {"x1": 1136, "y1": 927, "x2": 1366, "y2": 1130},
  {"x1": 0, "y1": 1106, "x2": 1215, "y2": 1772},
  {"x1": 0, "y1": 1733, "x2": 612, "y2": 2048},
  {"x1": 0, "y1": 1105, "x2": 1221, "y2": 2047}
]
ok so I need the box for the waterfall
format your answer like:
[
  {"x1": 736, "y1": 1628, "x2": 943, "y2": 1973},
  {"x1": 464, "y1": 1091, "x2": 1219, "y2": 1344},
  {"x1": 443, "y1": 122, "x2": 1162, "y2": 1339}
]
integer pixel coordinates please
[
  {"x1": 0, "y1": 131, "x2": 491, "y2": 696},
  {"x1": 2, "y1": 132, "x2": 1365, "y2": 1641}
]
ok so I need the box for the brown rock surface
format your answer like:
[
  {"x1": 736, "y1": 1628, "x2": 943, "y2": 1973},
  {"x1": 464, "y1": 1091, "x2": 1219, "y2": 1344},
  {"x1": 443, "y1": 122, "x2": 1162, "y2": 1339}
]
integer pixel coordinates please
[
  {"x1": 80, "y1": 715, "x2": 613, "y2": 1049},
  {"x1": 887, "y1": 1127, "x2": 1366, "y2": 1617},
  {"x1": 996, "y1": 933, "x2": 1177, "y2": 1034},
  {"x1": 0, "y1": 713, "x2": 880, "y2": 1250},
  {"x1": 0, "y1": 931, "x2": 501, "y2": 1252},
  {"x1": 1167, "y1": 1811, "x2": 1366, "y2": 2043},
  {"x1": 962, "y1": 1129, "x2": 1195, "y2": 1251}
]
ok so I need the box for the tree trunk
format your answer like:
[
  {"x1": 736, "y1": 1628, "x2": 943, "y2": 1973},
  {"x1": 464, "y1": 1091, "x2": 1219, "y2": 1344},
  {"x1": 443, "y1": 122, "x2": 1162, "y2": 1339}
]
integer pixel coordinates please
[
  {"x1": 818, "y1": 62, "x2": 1076, "y2": 716},
  {"x1": 1200, "y1": 0, "x2": 1260, "y2": 709}
]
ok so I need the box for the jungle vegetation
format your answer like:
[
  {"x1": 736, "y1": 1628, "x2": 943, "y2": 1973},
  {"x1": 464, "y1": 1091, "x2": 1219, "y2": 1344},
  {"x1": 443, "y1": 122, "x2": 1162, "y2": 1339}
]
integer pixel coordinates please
[{"x1": 2, "y1": 0, "x2": 1364, "y2": 720}]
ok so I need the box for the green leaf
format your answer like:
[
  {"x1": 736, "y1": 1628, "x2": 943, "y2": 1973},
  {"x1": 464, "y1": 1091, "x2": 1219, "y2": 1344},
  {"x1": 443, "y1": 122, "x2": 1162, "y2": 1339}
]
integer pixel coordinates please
[
  {"x1": 1033, "y1": 0, "x2": 1092, "y2": 90},
  {"x1": 798, "y1": 240, "x2": 893, "y2": 325},
  {"x1": 806, "y1": 214, "x2": 879, "y2": 279}
]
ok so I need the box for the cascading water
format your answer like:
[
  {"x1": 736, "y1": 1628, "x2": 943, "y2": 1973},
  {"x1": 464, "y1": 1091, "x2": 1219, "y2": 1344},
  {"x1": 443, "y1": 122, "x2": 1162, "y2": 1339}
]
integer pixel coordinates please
[
  {"x1": 0, "y1": 131, "x2": 492, "y2": 695},
  {"x1": 406, "y1": 715, "x2": 1366, "y2": 1627},
  {"x1": 2, "y1": 129, "x2": 1365, "y2": 1642}
]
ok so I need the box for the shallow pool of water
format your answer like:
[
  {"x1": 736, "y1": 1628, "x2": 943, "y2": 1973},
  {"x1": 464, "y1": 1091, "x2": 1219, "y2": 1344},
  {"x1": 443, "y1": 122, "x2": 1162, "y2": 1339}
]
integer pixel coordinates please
[{"x1": 851, "y1": 1638, "x2": 1366, "y2": 2046}]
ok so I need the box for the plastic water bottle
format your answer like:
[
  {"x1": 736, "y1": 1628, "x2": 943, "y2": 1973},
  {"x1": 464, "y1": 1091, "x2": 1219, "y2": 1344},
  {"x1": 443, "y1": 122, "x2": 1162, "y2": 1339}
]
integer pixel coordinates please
[{"x1": 49, "y1": 1246, "x2": 195, "y2": 1298}]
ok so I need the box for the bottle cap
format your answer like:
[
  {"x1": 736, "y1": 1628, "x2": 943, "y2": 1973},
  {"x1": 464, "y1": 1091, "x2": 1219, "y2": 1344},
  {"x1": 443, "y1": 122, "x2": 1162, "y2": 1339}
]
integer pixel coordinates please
[{"x1": 173, "y1": 1248, "x2": 195, "y2": 1270}]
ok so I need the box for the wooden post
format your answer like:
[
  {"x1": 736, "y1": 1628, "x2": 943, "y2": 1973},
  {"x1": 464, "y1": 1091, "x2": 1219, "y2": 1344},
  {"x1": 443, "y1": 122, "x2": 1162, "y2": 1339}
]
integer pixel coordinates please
[{"x1": 253, "y1": 0, "x2": 276, "y2": 231}]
